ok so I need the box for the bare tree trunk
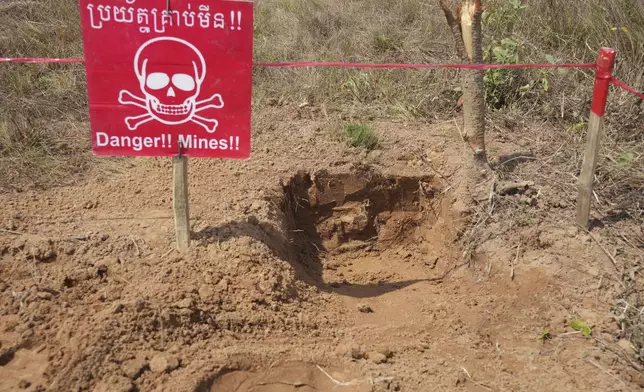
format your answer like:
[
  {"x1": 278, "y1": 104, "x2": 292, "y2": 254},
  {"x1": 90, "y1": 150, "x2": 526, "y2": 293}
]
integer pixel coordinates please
[
  {"x1": 461, "y1": 2, "x2": 487, "y2": 164},
  {"x1": 439, "y1": 0, "x2": 488, "y2": 167}
]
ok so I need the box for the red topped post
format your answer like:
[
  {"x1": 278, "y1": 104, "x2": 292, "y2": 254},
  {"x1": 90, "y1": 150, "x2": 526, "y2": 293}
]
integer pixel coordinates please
[
  {"x1": 576, "y1": 48, "x2": 616, "y2": 229},
  {"x1": 590, "y1": 48, "x2": 617, "y2": 117}
]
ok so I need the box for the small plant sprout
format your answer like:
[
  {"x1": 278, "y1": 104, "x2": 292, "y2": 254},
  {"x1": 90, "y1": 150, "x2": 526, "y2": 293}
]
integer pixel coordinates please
[{"x1": 540, "y1": 329, "x2": 552, "y2": 342}]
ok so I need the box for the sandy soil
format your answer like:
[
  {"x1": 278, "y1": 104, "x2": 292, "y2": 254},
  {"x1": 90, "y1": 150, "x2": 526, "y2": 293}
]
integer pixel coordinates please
[{"x1": 1, "y1": 110, "x2": 642, "y2": 391}]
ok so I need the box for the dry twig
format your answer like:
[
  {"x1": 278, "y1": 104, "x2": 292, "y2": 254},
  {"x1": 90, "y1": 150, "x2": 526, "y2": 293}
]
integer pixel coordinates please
[
  {"x1": 453, "y1": 119, "x2": 466, "y2": 143},
  {"x1": 256, "y1": 381, "x2": 309, "y2": 388},
  {"x1": 131, "y1": 236, "x2": 140, "y2": 256},
  {"x1": 0, "y1": 228, "x2": 24, "y2": 235},
  {"x1": 587, "y1": 359, "x2": 630, "y2": 390},
  {"x1": 511, "y1": 245, "x2": 520, "y2": 280},
  {"x1": 594, "y1": 337, "x2": 644, "y2": 373},
  {"x1": 576, "y1": 224, "x2": 626, "y2": 289},
  {"x1": 557, "y1": 331, "x2": 582, "y2": 337},
  {"x1": 316, "y1": 365, "x2": 393, "y2": 387},
  {"x1": 461, "y1": 367, "x2": 494, "y2": 391},
  {"x1": 415, "y1": 150, "x2": 452, "y2": 185},
  {"x1": 595, "y1": 274, "x2": 604, "y2": 310}
]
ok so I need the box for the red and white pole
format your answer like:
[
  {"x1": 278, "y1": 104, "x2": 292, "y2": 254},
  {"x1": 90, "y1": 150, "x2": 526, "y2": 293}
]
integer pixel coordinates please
[{"x1": 576, "y1": 47, "x2": 616, "y2": 229}]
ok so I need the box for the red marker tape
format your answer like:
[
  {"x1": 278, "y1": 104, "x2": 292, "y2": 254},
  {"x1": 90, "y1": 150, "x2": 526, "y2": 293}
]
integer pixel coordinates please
[{"x1": 1, "y1": 57, "x2": 641, "y2": 100}]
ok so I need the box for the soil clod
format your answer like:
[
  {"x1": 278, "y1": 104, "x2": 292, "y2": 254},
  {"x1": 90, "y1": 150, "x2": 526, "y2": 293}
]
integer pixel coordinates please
[
  {"x1": 498, "y1": 180, "x2": 535, "y2": 196},
  {"x1": 149, "y1": 354, "x2": 180, "y2": 373},
  {"x1": 370, "y1": 352, "x2": 388, "y2": 364},
  {"x1": 122, "y1": 355, "x2": 149, "y2": 379}
]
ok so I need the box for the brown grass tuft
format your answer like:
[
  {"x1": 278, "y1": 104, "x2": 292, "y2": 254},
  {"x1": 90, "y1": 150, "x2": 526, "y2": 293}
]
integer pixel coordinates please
[{"x1": 0, "y1": 0, "x2": 91, "y2": 189}]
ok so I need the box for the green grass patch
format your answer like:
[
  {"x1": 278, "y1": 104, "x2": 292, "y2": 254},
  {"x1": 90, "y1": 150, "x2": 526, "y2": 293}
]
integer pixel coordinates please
[{"x1": 343, "y1": 123, "x2": 380, "y2": 151}]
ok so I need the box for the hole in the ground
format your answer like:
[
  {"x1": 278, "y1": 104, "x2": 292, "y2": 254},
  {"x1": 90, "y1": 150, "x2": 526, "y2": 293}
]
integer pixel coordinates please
[
  {"x1": 283, "y1": 166, "x2": 441, "y2": 257},
  {"x1": 0, "y1": 347, "x2": 15, "y2": 366},
  {"x1": 205, "y1": 362, "x2": 370, "y2": 392}
]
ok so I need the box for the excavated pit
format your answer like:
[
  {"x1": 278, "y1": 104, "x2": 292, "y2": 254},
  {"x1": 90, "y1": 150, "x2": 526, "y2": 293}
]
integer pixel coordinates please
[
  {"x1": 282, "y1": 166, "x2": 443, "y2": 257},
  {"x1": 202, "y1": 167, "x2": 458, "y2": 391},
  {"x1": 204, "y1": 362, "x2": 367, "y2": 392}
]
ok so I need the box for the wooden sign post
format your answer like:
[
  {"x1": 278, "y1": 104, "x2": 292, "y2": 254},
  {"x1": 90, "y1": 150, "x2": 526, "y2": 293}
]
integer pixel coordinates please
[
  {"x1": 576, "y1": 47, "x2": 616, "y2": 229},
  {"x1": 173, "y1": 153, "x2": 190, "y2": 251}
]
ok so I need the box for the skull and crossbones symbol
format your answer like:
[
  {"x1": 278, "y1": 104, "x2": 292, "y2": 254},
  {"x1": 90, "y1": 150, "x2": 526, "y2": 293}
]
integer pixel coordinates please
[{"x1": 118, "y1": 36, "x2": 223, "y2": 133}]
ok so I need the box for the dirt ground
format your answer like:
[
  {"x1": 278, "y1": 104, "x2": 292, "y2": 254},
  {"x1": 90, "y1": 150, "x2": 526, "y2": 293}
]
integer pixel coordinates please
[{"x1": 1, "y1": 110, "x2": 643, "y2": 392}]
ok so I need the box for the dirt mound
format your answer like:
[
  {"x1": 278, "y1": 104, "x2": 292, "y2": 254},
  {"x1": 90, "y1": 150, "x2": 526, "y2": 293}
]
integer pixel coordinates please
[{"x1": 0, "y1": 185, "x2": 325, "y2": 391}]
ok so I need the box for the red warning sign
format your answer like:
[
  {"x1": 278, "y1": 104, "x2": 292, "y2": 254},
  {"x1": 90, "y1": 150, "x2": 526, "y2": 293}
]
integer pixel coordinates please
[{"x1": 79, "y1": 0, "x2": 254, "y2": 158}]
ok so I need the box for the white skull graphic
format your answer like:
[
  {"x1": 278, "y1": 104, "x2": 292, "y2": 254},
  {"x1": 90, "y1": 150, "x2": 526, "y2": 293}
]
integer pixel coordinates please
[
  {"x1": 135, "y1": 37, "x2": 205, "y2": 124},
  {"x1": 118, "y1": 36, "x2": 224, "y2": 133}
]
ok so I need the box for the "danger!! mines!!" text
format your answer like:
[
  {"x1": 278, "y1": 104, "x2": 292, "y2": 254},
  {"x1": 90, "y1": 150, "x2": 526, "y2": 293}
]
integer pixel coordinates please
[{"x1": 95, "y1": 132, "x2": 241, "y2": 152}]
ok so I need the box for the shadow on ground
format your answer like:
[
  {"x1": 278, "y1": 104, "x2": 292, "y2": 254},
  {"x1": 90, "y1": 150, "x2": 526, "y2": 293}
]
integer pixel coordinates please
[{"x1": 194, "y1": 217, "x2": 433, "y2": 299}]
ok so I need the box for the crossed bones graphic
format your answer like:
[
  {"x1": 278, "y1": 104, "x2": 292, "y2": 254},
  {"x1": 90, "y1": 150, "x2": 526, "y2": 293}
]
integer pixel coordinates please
[{"x1": 118, "y1": 90, "x2": 224, "y2": 133}]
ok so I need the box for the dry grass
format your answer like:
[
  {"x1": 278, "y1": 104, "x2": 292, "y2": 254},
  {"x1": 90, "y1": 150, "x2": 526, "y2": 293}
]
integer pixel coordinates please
[
  {"x1": 0, "y1": 0, "x2": 90, "y2": 189},
  {"x1": 253, "y1": 0, "x2": 460, "y2": 119},
  {"x1": 482, "y1": 0, "x2": 643, "y2": 221},
  {"x1": 252, "y1": 0, "x2": 643, "y2": 216},
  {"x1": 2, "y1": 0, "x2": 641, "y2": 189}
]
